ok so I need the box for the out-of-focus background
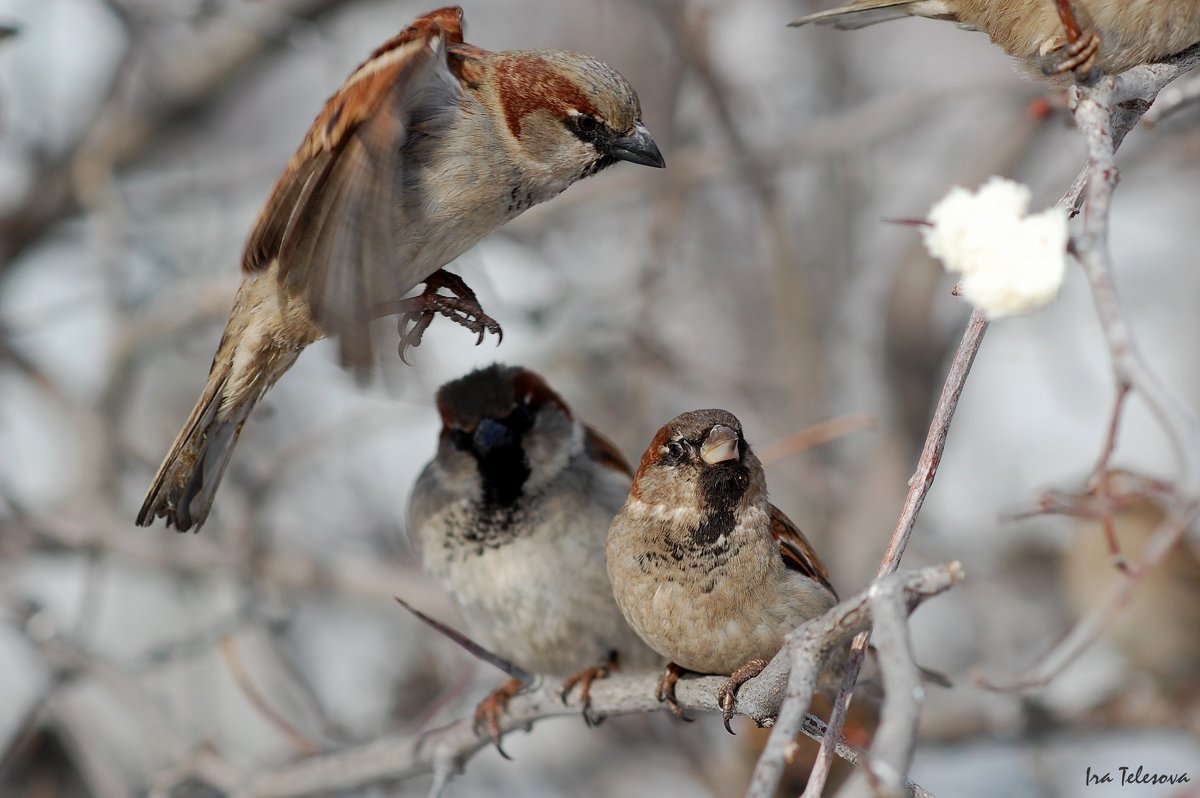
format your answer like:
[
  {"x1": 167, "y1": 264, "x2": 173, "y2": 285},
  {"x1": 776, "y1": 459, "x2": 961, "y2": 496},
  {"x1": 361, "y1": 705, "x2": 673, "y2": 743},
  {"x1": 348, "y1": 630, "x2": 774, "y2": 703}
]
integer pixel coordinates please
[{"x1": 1, "y1": 1, "x2": 1198, "y2": 796}]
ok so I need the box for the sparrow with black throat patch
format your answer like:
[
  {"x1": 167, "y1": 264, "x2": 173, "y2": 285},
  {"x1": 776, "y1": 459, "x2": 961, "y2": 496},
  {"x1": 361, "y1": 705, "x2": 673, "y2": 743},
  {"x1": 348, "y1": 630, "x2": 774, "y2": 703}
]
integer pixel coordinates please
[
  {"x1": 606, "y1": 408, "x2": 839, "y2": 732},
  {"x1": 407, "y1": 364, "x2": 659, "y2": 750}
]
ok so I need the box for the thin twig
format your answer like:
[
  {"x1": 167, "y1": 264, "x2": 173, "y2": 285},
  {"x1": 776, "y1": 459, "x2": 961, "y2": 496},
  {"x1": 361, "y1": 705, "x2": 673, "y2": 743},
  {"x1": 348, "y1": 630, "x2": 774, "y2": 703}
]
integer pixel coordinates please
[
  {"x1": 219, "y1": 636, "x2": 323, "y2": 756},
  {"x1": 801, "y1": 311, "x2": 988, "y2": 797},
  {"x1": 979, "y1": 42, "x2": 1200, "y2": 691},
  {"x1": 745, "y1": 563, "x2": 963, "y2": 798},
  {"x1": 757, "y1": 414, "x2": 877, "y2": 467}
]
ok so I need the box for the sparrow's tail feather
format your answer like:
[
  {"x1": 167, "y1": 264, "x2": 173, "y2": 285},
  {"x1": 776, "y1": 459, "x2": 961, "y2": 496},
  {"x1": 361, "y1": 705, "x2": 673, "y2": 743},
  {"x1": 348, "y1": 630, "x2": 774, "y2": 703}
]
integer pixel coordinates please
[
  {"x1": 790, "y1": 1, "x2": 951, "y2": 30},
  {"x1": 137, "y1": 361, "x2": 253, "y2": 532}
]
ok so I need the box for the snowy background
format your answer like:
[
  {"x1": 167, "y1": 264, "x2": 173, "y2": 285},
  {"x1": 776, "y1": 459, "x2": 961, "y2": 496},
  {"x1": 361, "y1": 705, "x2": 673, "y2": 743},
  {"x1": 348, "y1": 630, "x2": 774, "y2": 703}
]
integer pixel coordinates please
[{"x1": 1, "y1": 0, "x2": 1198, "y2": 796}]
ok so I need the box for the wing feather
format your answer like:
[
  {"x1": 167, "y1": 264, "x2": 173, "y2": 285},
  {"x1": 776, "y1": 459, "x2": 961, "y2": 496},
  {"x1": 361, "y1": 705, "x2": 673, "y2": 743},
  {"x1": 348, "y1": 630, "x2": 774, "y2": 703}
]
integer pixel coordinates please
[
  {"x1": 241, "y1": 8, "x2": 468, "y2": 367},
  {"x1": 769, "y1": 503, "x2": 837, "y2": 598}
]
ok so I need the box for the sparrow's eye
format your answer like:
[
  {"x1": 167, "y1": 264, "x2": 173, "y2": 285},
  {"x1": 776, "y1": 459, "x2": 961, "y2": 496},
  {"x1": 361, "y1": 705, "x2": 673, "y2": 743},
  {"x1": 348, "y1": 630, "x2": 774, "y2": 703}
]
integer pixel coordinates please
[
  {"x1": 664, "y1": 440, "x2": 685, "y2": 461},
  {"x1": 569, "y1": 113, "x2": 602, "y2": 143},
  {"x1": 504, "y1": 403, "x2": 537, "y2": 434}
]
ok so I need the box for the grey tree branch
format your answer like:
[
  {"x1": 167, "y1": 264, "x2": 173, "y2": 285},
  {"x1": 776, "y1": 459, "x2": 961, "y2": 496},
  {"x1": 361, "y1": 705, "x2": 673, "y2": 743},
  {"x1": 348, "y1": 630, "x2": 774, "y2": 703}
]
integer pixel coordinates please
[
  {"x1": 801, "y1": 310, "x2": 988, "y2": 797},
  {"x1": 802, "y1": 42, "x2": 1200, "y2": 793},
  {"x1": 840, "y1": 583, "x2": 923, "y2": 798},
  {"x1": 744, "y1": 562, "x2": 962, "y2": 798},
  {"x1": 980, "y1": 41, "x2": 1200, "y2": 691},
  {"x1": 0, "y1": 0, "x2": 356, "y2": 272},
  {"x1": 142, "y1": 563, "x2": 961, "y2": 798}
]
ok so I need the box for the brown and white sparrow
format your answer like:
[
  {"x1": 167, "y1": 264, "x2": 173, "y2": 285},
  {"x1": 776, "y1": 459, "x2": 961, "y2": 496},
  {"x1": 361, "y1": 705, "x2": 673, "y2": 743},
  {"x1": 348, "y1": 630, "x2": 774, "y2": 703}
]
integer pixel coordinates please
[
  {"x1": 407, "y1": 364, "x2": 658, "y2": 744},
  {"x1": 1062, "y1": 474, "x2": 1200, "y2": 695},
  {"x1": 606, "y1": 409, "x2": 839, "y2": 731},
  {"x1": 792, "y1": 0, "x2": 1200, "y2": 85},
  {"x1": 137, "y1": 6, "x2": 664, "y2": 531}
]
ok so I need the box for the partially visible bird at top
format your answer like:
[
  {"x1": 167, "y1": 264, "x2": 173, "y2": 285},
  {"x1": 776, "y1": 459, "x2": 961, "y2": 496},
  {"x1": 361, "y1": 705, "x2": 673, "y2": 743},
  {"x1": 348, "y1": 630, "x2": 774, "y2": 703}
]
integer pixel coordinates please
[{"x1": 791, "y1": 0, "x2": 1200, "y2": 86}]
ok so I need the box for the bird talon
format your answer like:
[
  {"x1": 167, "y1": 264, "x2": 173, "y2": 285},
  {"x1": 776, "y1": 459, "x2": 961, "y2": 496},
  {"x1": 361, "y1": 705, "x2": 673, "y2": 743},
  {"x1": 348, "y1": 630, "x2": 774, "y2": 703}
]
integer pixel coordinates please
[
  {"x1": 561, "y1": 652, "x2": 617, "y2": 725},
  {"x1": 391, "y1": 269, "x2": 503, "y2": 362},
  {"x1": 717, "y1": 658, "x2": 768, "y2": 736},
  {"x1": 472, "y1": 678, "x2": 523, "y2": 759},
  {"x1": 655, "y1": 663, "x2": 693, "y2": 722},
  {"x1": 1040, "y1": 29, "x2": 1102, "y2": 83}
]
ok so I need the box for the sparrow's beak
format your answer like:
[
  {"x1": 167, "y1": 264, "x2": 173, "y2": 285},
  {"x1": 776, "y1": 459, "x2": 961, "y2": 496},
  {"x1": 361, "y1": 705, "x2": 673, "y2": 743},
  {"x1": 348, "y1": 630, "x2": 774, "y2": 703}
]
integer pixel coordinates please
[
  {"x1": 610, "y1": 122, "x2": 665, "y2": 168},
  {"x1": 700, "y1": 425, "x2": 739, "y2": 465},
  {"x1": 472, "y1": 418, "x2": 515, "y2": 457}
]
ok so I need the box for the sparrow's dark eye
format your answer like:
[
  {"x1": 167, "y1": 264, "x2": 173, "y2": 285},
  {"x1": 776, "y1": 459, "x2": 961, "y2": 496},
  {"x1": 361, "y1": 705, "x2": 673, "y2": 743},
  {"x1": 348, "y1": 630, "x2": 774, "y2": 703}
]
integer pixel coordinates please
[
  {"x1": 503, "y1": 402, "x2": 537, "y2": 434},
  {"x1": 569, "y1": 113, "x2": 602, "y2": 143},
  {"x1": 664, "y1": 440, "x2": 685, "y2": 461}
]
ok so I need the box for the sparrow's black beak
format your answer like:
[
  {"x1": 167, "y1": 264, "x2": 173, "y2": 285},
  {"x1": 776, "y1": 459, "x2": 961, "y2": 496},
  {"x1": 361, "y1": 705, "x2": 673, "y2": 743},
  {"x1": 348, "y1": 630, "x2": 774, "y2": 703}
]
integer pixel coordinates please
[{"x1": 610, "y1": 122, "x2": 665, "y2": 168}]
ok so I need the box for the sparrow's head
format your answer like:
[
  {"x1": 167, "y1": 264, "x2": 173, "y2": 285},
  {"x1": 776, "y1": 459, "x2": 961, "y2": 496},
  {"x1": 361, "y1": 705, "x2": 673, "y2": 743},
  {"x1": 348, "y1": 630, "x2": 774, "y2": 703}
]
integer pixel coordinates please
[
  {"x1": 632, "y1": 409, "x2": 765, "y2": 516},
  {"x1": 491, "y1": 49, "x2": 664, "y2": 186},
  {"x1": 434, "y1": 364, "x2": 579, "y2": 508}
]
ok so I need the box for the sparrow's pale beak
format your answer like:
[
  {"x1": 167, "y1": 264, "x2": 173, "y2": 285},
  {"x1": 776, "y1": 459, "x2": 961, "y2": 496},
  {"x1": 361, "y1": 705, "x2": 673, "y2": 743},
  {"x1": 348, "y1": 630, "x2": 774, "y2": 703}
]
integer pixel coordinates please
[
  {"x1": 610, "y1": 122, "x2": 665, "y2": 168},
  {"x1": 700, "y1": 425, "x2": 739, "y2": 465}
]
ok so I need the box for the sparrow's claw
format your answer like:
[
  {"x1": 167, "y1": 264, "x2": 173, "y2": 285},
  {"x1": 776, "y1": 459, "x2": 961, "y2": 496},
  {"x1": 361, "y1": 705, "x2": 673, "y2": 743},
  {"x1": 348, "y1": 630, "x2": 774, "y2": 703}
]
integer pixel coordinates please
[
  {"x1": 655, "y1": 662, "x2": 693, "y2": 722},
  {"x1": 1040, "y1": 29, "x2": 1102, "y2": 84},
  {"x1": 561, "y1": 651, "x2": 618, "y2": 726},
  {"x1": 472, "y1": 677, "x2": 524, "y2": 759},
  {"x1": 717, "y1": 658, "x2": 768, "y2": 735},
  {"x1": 393, "y1": 269, "x2": 503, "y2": 363}
]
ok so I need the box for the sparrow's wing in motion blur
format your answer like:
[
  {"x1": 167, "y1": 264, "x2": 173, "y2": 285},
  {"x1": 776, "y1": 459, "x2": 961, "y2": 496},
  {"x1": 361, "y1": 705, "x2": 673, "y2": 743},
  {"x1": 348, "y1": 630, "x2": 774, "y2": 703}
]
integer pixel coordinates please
[
  {"x1": 769, "y1": 503, "x2": 837, "y2": 598},
  {"x1": 243, "y1": 7, "x2": 467, "y2": 369},
  {"x1": 791, "y1": 1, "x2": 957, "y2": 30}
]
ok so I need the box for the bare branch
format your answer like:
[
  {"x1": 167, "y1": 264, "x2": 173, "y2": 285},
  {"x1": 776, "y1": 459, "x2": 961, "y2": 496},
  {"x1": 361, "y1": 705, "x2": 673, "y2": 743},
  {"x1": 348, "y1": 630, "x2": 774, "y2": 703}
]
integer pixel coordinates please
[
  {"x1": 980, "y1": 43, "x2": 1200, "y2": 689},
  {"x1": 757, "y1": 414, "x2": 877, "y2": 467},
  {"x1": 802, "y1": 311, "x2": 988, "y2": 796},
  {"x1": 143, "y1": 564, "x2": 961, "y2": 798},
  {"x1": 0, "y1": 0, "x2": 357, "y2": 272},
  {"x1": 745, "y1": 563, "x2": 963, "y2": 798}
]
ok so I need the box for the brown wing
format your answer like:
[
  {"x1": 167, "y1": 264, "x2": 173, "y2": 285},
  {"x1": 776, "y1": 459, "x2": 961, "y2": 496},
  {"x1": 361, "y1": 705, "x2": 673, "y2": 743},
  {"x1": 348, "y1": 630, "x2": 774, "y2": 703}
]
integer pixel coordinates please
[
  {"x1": 584, "y1": 425, "x2": 634, "y2": 479},
  {"x1": 769, "y1": 503, "x2": 837, "y2": 598},
  {"x1": 242, "y1": 7, "x2": 469, "y2": 369}
]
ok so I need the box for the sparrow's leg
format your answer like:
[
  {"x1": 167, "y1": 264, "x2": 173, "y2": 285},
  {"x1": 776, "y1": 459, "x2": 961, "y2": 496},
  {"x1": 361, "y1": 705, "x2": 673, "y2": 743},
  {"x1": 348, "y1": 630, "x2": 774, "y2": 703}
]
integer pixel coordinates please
[
  {"x1": 472, "y1": 677, "x2": 524, "y2": 759},
  {"x1": 717, "y1": 658, "x2": 769, "y2": 734},
  {"x1": 561, "y1": 650, "x2": 618, "y2": 727},
  {"x1": 1039, "y1": 30, "x2": 1102, "y2": 83},
  {"x1": 390, "y1": 269, "x2": 503, "y2": 364},
  {"x1": 654, "y1": 662, "x2": 694, "y2": 722},
  {"x1": 1039, "y1": 0, "x2": 1102, "y2": 84}
]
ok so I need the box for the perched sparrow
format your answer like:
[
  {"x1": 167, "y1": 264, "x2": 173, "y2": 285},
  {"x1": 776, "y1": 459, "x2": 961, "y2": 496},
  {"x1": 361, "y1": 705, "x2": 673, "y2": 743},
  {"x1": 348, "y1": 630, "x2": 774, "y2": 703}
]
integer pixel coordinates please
[
  {"x1": 407, "y1": 364, "x2": 658, "y2": 745},
  {"x1": 792, "y1": 0, "x2": 1200, "y2": 85},
  {"x1": 607, "y1": 409, "x2": 839, "y2": 732},
  {"x1": 137, "y1": 6, "x2": 664, "y2": 531},
  {"x1": 1062, "y1": 474, "x2": 1200, "y2": 695}
]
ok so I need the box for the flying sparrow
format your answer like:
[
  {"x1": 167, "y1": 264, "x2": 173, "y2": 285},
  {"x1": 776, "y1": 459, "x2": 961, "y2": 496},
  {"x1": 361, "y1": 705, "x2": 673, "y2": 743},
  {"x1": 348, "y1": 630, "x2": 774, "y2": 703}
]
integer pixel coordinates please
[
  {"x1": 407, "y1": 364, "x2": 659, "y2": 747},
  {"x1": 792, "y1": 0, "x2": 1200, "y2": 85},
  {"x1": 606, "y1": 409, "x2": 839, "y2": 732},
  {"x1": 137, "y1": 6, "x2": 664, "y2": 532}
]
